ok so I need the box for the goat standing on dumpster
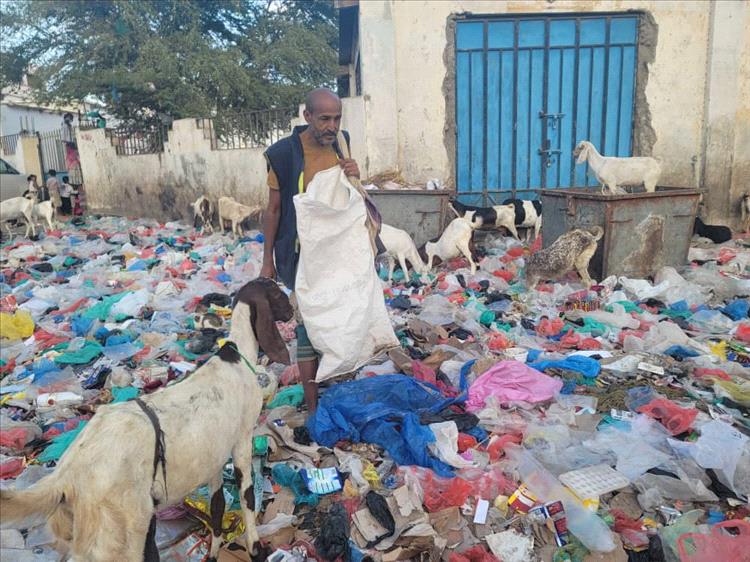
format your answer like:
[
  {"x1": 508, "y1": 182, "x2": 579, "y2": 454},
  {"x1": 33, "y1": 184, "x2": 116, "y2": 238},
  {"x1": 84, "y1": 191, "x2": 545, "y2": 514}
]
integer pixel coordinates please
[{"x1": 260, "y1": 88, "x2": 363, "y2": 414}]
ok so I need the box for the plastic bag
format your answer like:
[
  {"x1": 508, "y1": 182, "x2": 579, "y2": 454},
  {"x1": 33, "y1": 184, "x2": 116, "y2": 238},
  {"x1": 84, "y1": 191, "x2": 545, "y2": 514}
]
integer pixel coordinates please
[
  {"x1": 294, "y1": 166, "x2": 398, "y2": 381},
  {"x1": 466, "y1": 360, "x2": 563, "y2": 411},
  {"x1": 637, "y1": 399, "x2": 698, "y2": 436},
  {"x1": 677, "y1": 520, "x2": 750, "y2": 562},
  {"x1": 0, "y1": 311, "x2": 34, "y2": 340}
]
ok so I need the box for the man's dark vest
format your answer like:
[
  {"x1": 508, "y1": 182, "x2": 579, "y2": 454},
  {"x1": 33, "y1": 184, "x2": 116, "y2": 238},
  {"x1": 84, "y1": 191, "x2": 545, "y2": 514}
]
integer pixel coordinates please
[{"x1": 264, "y1": 125, "x2": 350, "y2": 290}]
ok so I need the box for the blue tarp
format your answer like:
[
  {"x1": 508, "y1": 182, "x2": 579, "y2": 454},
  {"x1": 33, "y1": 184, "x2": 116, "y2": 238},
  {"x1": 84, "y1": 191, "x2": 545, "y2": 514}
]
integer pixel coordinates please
[
  {"x1": 307, "y1": 374, "x2": 460, "y2": 477},
  {"x1": 528, "y1": 355, "x2": 601, "y2": 378}
]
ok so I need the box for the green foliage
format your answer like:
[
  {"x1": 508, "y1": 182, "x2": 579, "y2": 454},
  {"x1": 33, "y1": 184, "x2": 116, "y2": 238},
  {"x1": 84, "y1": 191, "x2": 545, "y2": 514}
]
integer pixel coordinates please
[{"x1": 0, "y1": 0, "x2": 337, "y2": 121}]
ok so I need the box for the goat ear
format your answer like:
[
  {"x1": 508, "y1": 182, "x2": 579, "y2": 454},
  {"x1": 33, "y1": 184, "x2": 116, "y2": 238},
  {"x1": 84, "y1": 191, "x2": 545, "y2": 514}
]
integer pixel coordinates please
[{"x1": 250, "y1": 297, "x2": 291, "y2": 365}]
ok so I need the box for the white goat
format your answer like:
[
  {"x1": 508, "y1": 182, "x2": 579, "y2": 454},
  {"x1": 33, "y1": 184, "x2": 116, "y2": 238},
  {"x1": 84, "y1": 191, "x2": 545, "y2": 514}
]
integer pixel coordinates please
[
  {"x1": 0, "y1": 278, "x2": 294, "y2": 562},
  {"x1": 218, "y1": 196, "x2": 263, "y2": 238},
  {"x1": 425, "y1": 211, "x2": 483, "y2": 275},
  {"x1": 0, "y1": 196, "x2": 36, "y2": 238},
  {"x1": 574, "y1": 140, "x2": 661, "y2": 195},
  {"x1": 24, "y1": 189, "x2": 56, "y2": 233},
  {"x1": 379, "y1": 223, "x2": 427, "y2": 282},
  {"x1": 192, "y1": 195, "x2": 214, "y2": 234}
]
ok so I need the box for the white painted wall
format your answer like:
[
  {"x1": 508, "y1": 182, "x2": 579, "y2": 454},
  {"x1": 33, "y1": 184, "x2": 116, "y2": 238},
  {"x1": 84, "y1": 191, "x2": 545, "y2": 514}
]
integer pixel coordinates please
[
  {"x1": 77, "y1": 119, "x2": 269, "y2": 220},
  {"x1": 0, "y1": 105, "x2": 76, "y2": 136},
  {"x1": 355, "y1": 0, "x2": 750, "y2": 223}
]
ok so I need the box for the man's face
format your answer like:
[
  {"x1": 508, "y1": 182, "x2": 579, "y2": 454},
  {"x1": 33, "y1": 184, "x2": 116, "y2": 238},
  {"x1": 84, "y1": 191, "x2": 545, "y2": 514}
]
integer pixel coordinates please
[{"x1": 304, "y1": 97, "x2": 342, "y2": 146}]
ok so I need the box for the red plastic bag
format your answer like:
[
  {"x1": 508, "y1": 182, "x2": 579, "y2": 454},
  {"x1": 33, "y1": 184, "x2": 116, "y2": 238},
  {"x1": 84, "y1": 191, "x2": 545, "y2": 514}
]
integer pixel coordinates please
[
  {"x1": 638, "y1": 398, "x2": 698, "y2": 435},
  {"x1": 560, "y1": 329, "x2": 580, "y2": 348},
  {"x1": 488, "y1": 332, "x2": 511, "y2": 351},
  {"x1": 536, "y1": 317, "x2": 564, "y2": 337},
  {"x1": 457, "y1": 433, "x2": 477, "y2": 453},
  {"x1": 736, "y1": 324, "x2": 750, "y2": 344},
  {"x1": 579, "y1": 337, "x2": 602, "y2": 350},
  {"x1": 612, "y1": 509, "x2": 649, "y2": 549},
  {"x1": 486, "y1": 433, "x2": 522, "y2": 461},
  {"x1": 677, "y1": 519, "x2": 750, "y2": 562},
  {"x1": 449, "y1": 546, "x2": 501, "y2": 562}
]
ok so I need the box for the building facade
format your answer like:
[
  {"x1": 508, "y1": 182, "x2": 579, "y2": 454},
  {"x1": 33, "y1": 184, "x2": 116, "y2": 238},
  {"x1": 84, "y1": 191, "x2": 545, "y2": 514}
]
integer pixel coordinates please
[{"x1": 336, "y1": 0, "x2": 750, "y2": 225}]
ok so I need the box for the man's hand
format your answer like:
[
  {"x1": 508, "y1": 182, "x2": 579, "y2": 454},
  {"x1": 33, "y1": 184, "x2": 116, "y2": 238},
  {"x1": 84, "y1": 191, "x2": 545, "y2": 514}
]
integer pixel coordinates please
[
  {"x1": 339, "y1": 158, "x2": 360, "y2": 179},
  {"x1": 260, "y1": 262, "x2": 276, "y2": 279}
]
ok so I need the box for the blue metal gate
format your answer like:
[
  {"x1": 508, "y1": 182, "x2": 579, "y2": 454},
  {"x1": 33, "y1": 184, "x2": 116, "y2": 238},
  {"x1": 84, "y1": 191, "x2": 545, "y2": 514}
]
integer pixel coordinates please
[{"x1": 456, "y1": 14, "x2": 639, "y2": 205}]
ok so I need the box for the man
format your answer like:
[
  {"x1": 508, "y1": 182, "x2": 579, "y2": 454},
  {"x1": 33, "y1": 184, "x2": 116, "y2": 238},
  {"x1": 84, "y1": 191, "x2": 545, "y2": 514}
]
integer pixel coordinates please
[{"x1": 260, "y1": 88, "x2": 360, "y2": 413}]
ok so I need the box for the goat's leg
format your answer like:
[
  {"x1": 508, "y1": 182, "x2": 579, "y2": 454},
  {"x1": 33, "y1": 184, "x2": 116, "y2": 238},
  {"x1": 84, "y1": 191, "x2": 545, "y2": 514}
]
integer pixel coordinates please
[
  {"x1": 574, "y1": 252, "x2": 595, "y2": 288},
  {"x1": 386, "y1": 255, "x2": 395, "y2": 282},
  {"x1": 207, "y1": 473, "x2": 226, "y2": 561},
  {"x1": 534, "y1": 219, "x2": 542, "y2": 242},
  {"x1": 232, "y1": 441, "x2": 260, "y2": 555},
  {"x1": 397, "y1": 253, "x2": 410, "y2": 283},
  {"x1": 458, "y1": 240, "x2": 477, "y2": 275},
  {"x1": 506, "y1": 223, "x2": 520, "y2": 240},
  {"x1": 45, "y1": 213, "x2": 54, "y2": 232}
]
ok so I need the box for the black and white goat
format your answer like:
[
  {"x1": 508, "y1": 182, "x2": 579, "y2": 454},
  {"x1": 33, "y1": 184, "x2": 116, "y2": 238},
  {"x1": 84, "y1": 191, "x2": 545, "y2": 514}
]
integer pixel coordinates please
[
  {"x1": 192, "y1": 196, "x2": 214, "y2": 235},
  {"x1": 0, "y1": 278, "x2": 293, "y2": 562},
  {"x1": 449, "y1": 197, "x2": 542, "y2": 242}
]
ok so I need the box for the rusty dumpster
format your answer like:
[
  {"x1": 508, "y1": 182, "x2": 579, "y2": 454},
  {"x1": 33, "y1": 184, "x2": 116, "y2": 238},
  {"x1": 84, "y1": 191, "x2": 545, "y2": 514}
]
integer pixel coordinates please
[
  {"x1": 368, "y1": 189, "x2": 454, "y2": 247},
  {"x1": 540, "y1": 187, "x2": 701, "y2": 280}
]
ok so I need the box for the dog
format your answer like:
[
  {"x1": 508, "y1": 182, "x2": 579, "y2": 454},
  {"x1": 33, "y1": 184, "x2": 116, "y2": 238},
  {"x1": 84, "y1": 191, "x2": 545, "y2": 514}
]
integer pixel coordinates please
[
  {"x1": 694, "y1": 217, "x2": 732, "y2": 244},
  {"x1": 449, "y1": 197, "x2": 541, "y2": 241},
  {"x1": 742, "y1": 193, "x2": 750, "y2": 232},
  {"x1": 424, "y1": 211, "x2": 483, "y2": 275},
  {"x1": 0, "y1": 277, "x2": 293, "y2": 562},
  {"x1": 526, "y1": 226, "x2": 604, "y2": 288},
  {"x1": 192, "y1": 196, "x2": 214, "y2": 234}
]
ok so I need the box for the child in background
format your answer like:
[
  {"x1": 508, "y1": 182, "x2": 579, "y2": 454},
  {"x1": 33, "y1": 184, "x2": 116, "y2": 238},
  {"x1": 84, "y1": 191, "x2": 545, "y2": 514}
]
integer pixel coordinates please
[
  {"x1": 59, "y1": 176, "x2": 74, "y2": 216},
  {"x1": 46, "y1": 169, "x2": 62, "y2": 210}
]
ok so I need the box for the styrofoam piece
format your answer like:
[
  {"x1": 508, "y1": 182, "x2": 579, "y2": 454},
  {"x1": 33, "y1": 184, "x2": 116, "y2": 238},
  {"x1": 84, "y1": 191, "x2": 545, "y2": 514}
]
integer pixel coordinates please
[{"x1": 559, "y1": 463, "x2": 630, "y2": 499}]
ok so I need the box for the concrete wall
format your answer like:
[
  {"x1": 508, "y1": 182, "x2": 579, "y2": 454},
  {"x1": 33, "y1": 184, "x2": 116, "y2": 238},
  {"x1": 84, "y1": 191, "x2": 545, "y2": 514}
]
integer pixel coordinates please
[
  {"x1": 77, "y1": 119, "x2": 269, "y2": 220},
  {"x1": 355, "y1": 0, "x2": 750, "y2": 224}
]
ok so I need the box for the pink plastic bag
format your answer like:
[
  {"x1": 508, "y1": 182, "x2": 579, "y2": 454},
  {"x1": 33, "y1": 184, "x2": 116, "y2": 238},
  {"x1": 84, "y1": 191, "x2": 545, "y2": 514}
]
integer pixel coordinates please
[
  {"x1": 677, "y1": 520, "x2": 750, "y2": 562},
  {"x1": 466, "y1": 360, "x2": 563, "y2": 411}
]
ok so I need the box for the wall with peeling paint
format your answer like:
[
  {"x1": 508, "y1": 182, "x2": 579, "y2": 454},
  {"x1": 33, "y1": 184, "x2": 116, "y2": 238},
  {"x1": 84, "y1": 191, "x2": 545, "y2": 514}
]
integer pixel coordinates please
[
  {"x1": 77, "y1": 119, "x2": 269, "y2": 221},
  {"x1": 355, "y1": 0, "x2": 749, "y2": 225}
]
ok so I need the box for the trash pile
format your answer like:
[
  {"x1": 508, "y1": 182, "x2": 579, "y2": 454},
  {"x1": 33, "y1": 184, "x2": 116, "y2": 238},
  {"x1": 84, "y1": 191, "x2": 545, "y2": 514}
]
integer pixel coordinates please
[{"x1": 2, "y1": 216, "x2": 750, "y2": 562}]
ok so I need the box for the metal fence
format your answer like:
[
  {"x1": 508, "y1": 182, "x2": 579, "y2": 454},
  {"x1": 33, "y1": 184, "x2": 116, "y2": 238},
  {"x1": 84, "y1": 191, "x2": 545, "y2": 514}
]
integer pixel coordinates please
[
  {"x1": 106, "y1": 123, "x2": 169, "y2": 156},
  {"x1": 198, "y1": 107, "x2": 297, "y2": 150},
  {"x1": 0, "y1": 133, "x2": 20, "y2": 155},
  {"x1": 38, "y1": 130, "x2": 67, "y2": 173}
]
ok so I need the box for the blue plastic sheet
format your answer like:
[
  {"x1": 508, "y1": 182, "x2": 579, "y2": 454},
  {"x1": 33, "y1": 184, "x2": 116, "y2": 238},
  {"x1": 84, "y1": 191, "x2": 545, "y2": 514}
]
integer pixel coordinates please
[
  {"x1": 307, "y1": 375, "x2": 457, "y2": 477},
  {"x1": 723, "y1": 299, "x2": 750, "y2": 321},
  {"x1": 70, "y1": 315, "x2": 94, "y2": 336},
  {"x1": 528, "y1": 355, "x2": 601, "y2": 378},
  {"x1": 663, "y1": 345, "x2": 700, "y2": 360}
]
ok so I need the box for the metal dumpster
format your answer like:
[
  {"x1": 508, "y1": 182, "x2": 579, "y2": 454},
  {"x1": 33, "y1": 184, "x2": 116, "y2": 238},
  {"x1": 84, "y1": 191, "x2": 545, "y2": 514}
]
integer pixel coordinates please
[
  {"x1": 541, "y1": 187, "x2": 701, "y2": 280},
  {"x1": 368, "y1": 189, "x2": 454, "y2": 247}
]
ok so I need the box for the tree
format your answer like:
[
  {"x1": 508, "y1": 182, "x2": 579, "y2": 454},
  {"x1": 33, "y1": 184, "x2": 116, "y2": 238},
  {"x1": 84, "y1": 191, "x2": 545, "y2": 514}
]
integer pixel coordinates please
[{"x1": 0, "y1": 0, "x2": 338, "y2": 122}]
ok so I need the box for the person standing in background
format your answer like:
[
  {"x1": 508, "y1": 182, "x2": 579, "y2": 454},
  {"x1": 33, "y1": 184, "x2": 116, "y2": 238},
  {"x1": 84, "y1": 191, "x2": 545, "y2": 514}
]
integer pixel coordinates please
[{"x1": 46, "y1": 169, "x2": 62, "y2": 212}]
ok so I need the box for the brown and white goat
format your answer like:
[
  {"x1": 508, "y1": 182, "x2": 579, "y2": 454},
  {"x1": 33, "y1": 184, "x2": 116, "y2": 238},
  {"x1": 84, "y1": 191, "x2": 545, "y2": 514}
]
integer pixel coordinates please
[{"x1": 0, "y1": 278, "x2": 293, "y2": 562}]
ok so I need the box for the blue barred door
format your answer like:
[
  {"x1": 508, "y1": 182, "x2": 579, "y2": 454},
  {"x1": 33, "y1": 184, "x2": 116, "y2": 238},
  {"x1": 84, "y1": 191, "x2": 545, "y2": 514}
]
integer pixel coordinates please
[{"x1": 456, "y1": 15, "x2": 639, "y2": 205}]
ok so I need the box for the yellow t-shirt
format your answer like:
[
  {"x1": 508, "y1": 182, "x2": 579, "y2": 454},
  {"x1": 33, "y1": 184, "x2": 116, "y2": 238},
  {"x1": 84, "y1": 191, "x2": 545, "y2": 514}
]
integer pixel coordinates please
[{"x1": 267, "y1": 128, "x2": 339, "y2": 192}]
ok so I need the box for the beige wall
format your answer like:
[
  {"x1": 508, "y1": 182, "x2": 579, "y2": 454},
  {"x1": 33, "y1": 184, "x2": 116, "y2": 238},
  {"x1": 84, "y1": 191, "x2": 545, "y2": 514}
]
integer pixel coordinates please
[
  {"x1": 356, "y1": 0, "x2": 749, "y2": 224},
  {"x1": 77, "y1": 119, "x2": 269, "y2": 220}
]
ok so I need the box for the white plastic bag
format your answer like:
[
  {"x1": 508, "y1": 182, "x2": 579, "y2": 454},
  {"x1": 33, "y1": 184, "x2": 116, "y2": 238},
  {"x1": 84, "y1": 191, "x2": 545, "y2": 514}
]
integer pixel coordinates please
[{"x1": 294, "y1": 166, "x2": 398, "y2": 382}]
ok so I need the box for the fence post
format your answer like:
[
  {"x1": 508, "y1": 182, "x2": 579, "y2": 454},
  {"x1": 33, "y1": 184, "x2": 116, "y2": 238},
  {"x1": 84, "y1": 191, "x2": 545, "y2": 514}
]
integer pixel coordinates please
[{"x1": 19, "y1": 133, "x2": 43, "y2": 180}]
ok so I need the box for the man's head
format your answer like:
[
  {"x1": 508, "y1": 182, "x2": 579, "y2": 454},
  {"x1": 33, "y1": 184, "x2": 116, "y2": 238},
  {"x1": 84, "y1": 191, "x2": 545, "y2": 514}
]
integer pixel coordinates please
[
  {"x1": 63, "y1": 176, "x2": 70, "y2": 184},
  {"x1": 303, "y1": 88, "x2": 342, "y2": 146},
  {"x1": 48, "y1": 169, "x2": 57, "y2": 177},
  {"x1": 27, "y1": 174, "x2": 36, "y2": 182},
  {"x1": 63, "y1": 113, "x2": 74, "y2": 124}
]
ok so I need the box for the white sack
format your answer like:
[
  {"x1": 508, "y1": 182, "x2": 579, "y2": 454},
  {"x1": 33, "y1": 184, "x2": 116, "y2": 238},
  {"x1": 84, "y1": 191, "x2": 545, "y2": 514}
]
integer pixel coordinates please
[{"x1": 294, "y1": 166, "x2": 398, "y2": 382}]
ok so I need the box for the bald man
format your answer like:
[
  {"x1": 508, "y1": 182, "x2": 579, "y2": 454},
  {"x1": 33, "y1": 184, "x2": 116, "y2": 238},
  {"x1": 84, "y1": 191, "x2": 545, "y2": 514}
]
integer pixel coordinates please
[{"x1": 261, "y1": 88, "x2": 360, "y2": 412}]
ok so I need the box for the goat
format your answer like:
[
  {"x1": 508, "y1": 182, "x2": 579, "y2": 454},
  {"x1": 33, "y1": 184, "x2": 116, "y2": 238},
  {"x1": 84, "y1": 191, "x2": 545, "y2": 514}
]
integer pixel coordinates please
[
  {"x1": 218, "y1": 196, "x2": 263, "y2": 238},
  {"x1": 0, "y1": 277, "x2": 294, "y2": 562},
  {"x1": 425, "y1": 211, "x2": 483, "y2": 275},
  {"x1": 526, "y1": 226, "x2": 604, "y2": 288},
  {"x1": 742, "y1": 193, "x2": 750, "y2": 232},
  {"x1": 449, "y1": 198, "x2": 542, "y2": 242},
  {"x1": 379, "y1": 223, "x2": 427, "y2": 282},
  {"x1": 24, "y1": 189, "x2": 56, "y2": 233},
  {"x1": 573, "y1": 141, "x2": 661, "y2": 195},
  {"x1": 0, "y1": 196, "x2": 36, "y2": 239},
  {"x1": 192, "y1": 196, "x2": 214, "y2": 235}
]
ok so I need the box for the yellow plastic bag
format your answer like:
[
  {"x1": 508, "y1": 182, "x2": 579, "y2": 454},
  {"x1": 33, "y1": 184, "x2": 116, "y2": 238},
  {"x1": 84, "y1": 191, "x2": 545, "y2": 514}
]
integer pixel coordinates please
[{"x1": 0, "y1": 311, "x2": 34, "y2": 340}]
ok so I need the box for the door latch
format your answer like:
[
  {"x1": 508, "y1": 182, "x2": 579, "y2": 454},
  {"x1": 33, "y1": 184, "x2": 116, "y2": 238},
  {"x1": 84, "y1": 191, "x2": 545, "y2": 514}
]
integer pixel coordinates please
[{"x1": 539, "y1": 111, "x2": 565, "y2": 130}]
